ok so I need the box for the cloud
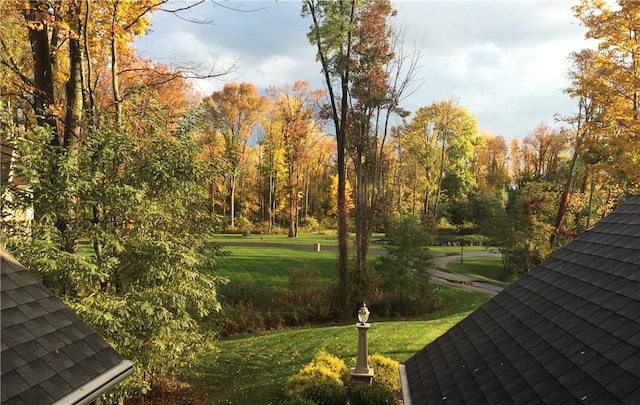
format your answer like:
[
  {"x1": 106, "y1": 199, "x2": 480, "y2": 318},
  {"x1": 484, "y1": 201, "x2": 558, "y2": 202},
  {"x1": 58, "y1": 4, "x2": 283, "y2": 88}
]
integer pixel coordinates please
[{"x1": 134, "y1": 0, "x2": 594, "y2": 140}]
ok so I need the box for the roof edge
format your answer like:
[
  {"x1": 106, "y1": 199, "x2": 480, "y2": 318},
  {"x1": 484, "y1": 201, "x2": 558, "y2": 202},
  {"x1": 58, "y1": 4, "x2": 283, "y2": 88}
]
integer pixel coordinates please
[
  {"x1": 52, "y1": 359, "x2": 134, "y2": 405},
  {"x1": 399, "y1": 364, "x2": 413, "y2": 405}
]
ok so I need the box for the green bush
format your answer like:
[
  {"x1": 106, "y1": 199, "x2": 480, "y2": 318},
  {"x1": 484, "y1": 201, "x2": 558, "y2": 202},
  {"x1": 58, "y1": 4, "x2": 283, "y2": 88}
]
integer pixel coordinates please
[
  {"x1": 460, "y1": 233, "x2": 489, "y2": 246},
  {"x1": 218, "y1": 280, "x2": 278, "y2": 307},
  {"x1": 350, "y1": 383, "x2": 397, "y2": 405},
  {"x1": 300, "y1": 378, "x2": 347, "y2": 405},
  {"x1": 213, "y1": 302, "x2": 266, "y2": 337},
  {"x1": 212, "y1": 272, "x2": 338, "y2": 336},
  {"x1": 368, "y1": 354, "x2": 400, "y2": 391}
]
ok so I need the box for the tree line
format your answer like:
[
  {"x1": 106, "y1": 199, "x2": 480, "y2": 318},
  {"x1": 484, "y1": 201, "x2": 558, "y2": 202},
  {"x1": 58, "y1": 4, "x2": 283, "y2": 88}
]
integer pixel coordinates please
[{"x1": 1, "y1": 0, "x2": 639, "y2": 400}]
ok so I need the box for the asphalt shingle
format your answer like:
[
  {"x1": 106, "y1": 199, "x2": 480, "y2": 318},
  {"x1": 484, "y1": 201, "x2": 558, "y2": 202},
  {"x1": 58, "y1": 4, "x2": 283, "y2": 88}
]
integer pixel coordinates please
[
  {"x1": 402, "y1": 194, "x2": 640, "y2": 404},
  {"x1": 1, "y1": 248, "x2": 133, "y2": 404}
]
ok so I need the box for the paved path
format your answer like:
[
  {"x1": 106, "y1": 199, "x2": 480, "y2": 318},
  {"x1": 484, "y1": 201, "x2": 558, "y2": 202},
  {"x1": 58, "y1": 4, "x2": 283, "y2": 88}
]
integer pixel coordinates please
[
  {"x1": 430, "y1": 251, "x2": 505, "y2": 296},
  {"x1": 217, "y1": 240, "x2": 505, "y2": 296}
]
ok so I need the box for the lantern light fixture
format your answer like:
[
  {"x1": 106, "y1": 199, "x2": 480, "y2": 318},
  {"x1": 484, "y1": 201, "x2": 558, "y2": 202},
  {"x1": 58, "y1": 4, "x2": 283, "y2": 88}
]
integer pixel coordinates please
[{"x1": 357, "y1": 302, "x2": 370, "y2": 325}]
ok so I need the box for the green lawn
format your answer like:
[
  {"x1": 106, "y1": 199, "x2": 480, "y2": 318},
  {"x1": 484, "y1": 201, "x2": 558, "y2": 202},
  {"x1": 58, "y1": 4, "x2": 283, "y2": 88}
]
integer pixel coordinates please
[
  {"x1": 214, "y1": 247, "x2": 341, "y2": 286},
  {"x1": 447, "y1": 256, "x2": 507, "y2": 284},
  {"x1": 188, "y1": 286, "x2": 491, "y2": 405}
]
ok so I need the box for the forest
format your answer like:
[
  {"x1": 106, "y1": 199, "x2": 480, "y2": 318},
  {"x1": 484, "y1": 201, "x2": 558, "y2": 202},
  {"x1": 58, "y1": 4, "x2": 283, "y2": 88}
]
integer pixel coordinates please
[{"x1": 1, "y1": 0, "x2": 639, "y2": 401}]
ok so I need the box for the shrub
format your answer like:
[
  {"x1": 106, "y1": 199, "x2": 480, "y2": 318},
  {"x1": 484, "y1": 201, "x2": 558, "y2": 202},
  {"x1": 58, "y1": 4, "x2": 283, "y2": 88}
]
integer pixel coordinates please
[
  {"x1": 460, "y1": 234, "x2": 489, "y2": 246},
  {"x1": 368, "y1": 354, "x2": 400, "y2": 391},
  {"x1": 282, "y1": 268, "x2": 335, "y2": 325},
  {"x1": 350, "y1": 384, "x2": 397, "y2": 405},
  {"x1": 218, "y1": 280, "x2": 278, "y2": 308},
  {"x1": 285, "y1": 350, "x2": 348, "y2": 399},
  {"x1": 312, "y1": 350, "x2": 349, "y2": 382},
  {"x1": 300, "y1": 378, "x2": 347, "y2": 405},
  {"x1": 299, "y1": 216, "x2": 321, "y2": 232},
  {"x1": 212, "y1": 302, "x2": 266, "y2": 337},
  {"x1": 285, "y1": 364, "x2": 341, "y2": 399}
]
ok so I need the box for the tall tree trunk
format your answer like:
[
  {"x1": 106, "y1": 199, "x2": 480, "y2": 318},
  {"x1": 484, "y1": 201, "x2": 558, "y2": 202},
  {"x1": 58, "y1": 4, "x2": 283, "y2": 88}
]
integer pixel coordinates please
[
  {"x1": 434, "y1": 132, "x2": 447, "y2": 216},
  {"x1": 60, "y1": 1, "x2": 84, "y2": 254},
  {"x1": 336, "y1": 103, "x2": 349, "y2": 313},
  {"x1": 306, "y1": 0, "x2": 356, "y2": 316},
  {"x1": 111, "y1": 0, "x2": 123, "y2": 128},
  {"x1": 551, "y1": 149, "x2": 578, "y2": 247},
  {"x1": 269, "y1": 173, "x2": 276, "y2": 233},
  {"x1": 288, "y1": 167, "x2": 296, "y2": 237},
  {"x1": 551, "y1": 112, "x2": 583, "y2": 248},
  {"x1": 64, "y1": 4, "x2": 83, "y2": 155},
  {"x1": 422, "y1": 166, "x2": 430, "y2": 218},
  {"x1": 24, "y1": 0, "x2": 57, "y2": 138},
  {"x1": 209, "y1": 182, "x2": 216, "y2": 217},
  {"x1": 230, "y1": 174, "x2": 236, "y2": 228},
  {"x1": 586, "y1": 177, "x2": 596, "y2": 229},
  {"x1": 304, "y1": 163, "x2": 310, "y2": 220}
]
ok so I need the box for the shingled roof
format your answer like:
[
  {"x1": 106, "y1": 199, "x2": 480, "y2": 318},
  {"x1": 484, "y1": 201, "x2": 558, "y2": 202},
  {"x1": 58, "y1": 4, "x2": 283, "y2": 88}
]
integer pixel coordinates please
[
  {"x1": 400, "y1": 194, "x2": 640, "y2": 405},
  {"x1": 1, "y1": 247, "x2": 133, "y2": 405}
]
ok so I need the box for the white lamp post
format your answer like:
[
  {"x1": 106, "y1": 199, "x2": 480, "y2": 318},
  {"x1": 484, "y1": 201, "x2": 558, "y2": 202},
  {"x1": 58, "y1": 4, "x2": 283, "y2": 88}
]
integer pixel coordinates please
[{"x1": 351, "y1": 302, "x2": 374, "y2": 387}]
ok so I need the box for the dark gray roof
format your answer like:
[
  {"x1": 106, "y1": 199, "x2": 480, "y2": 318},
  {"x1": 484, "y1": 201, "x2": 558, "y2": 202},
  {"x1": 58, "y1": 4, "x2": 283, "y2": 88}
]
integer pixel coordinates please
[
  {"x1": 401, "y1": 194, "x2": 640, "y2": 405},
  {"x1": 1, "y1": 247, "x2": 133, "y2": 405}
]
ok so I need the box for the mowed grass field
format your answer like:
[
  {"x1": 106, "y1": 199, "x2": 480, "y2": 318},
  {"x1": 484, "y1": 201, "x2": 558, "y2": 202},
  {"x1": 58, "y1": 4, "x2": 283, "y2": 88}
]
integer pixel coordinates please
[
  {"x1": 447, "y1": 256, "x2": 507, "y2": 284},
  {"x1": 214, "y1": 246, "x2": 340, "y2": 286}
]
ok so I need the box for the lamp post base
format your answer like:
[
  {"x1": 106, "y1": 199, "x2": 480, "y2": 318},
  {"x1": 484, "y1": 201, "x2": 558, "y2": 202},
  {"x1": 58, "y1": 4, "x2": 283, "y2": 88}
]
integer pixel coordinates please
[{"x1": 350, "y1": 368, "x2": 374, "y2": 389}]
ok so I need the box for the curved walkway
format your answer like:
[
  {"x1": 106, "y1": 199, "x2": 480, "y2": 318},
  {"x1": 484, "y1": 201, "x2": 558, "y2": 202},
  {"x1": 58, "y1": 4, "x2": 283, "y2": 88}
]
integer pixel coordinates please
[{"x1": 430, "y1": 251, "x2": 505, "y2": 296}]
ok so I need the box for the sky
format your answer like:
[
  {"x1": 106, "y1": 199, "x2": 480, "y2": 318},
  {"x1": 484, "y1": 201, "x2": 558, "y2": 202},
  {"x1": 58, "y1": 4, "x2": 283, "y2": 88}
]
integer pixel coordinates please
[{"x1": 134, "y1": 0, "x2": 597, "y2": 141}]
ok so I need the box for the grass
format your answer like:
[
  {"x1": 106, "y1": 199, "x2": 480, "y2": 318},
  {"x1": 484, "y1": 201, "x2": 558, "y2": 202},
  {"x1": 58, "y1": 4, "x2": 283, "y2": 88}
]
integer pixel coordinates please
[
  {"x1": 447, "y1": 256, "x2": 507, "y2": 284},
  {"x1": 214, "y1": 247, "x2": 341, "y2": 287},
  {"x1": 188, "y1": 286, "x2": 491, "y2": 405}
]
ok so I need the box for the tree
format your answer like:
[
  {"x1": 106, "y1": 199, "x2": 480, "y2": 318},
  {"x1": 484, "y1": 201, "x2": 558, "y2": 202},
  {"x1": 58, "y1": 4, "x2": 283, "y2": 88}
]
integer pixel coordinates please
[
  {"x1": 2, "y1": 109, "x2": 225, "y2": 397},
  {"x1": 471, "y1": 132, "x2": 509, "y2": 193},
  {"x1": 374, "y1": 214, "x2": 435, "y2": 316},
  {"x1": 551, "y1": 50, "x2": 602, "y2": 246},
  {"x1": 520, "y1": 123, "x2": 569, "y2": 181},
  {"x1": 499, "y1": 182, "x2": 557, "y2": 280},
  {"x1": 572, "y1": 0, "x2": 640, "y2": 199},
  {"x1": 302, "y1": 131, "x2": 335, "y2": 222},
  {"x1": 398, "y1": 99, "x2": 478, "y2": 220},
  {"x1": 267, "y1": 82, "x2": 324, "y2": 237},
  {"x1": 347, "y1": 0, "x2": 396, "y2": 289},
  {"x1": 304, "y1": 1, "x2": 420, "y2": 308},
  {"x1": 1, "y1": 1, "x2": 227, "y2": 398},
  {"x1": 201, "y1": 82, "x2": 265, "y2": 228},
  {"x1": 303, "y1": 0, "x2": 358, "y2": 314},
  {"x1": 256, "y1": 116, "x2": 286, "y2": 232}
]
